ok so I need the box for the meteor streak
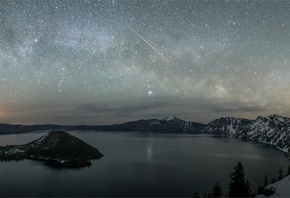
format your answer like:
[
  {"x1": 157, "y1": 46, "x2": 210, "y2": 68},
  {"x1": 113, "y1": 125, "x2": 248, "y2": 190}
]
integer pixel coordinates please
[
  {"x1": 130, "y1": 28, "x2": 170, "y2": 63},
  {"x1": 58, "y1": 77, "x2": 64, "y2": 87}
]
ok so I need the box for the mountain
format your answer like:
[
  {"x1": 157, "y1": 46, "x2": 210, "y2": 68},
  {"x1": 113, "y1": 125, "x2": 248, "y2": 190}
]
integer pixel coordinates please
[
  {"x1": 0, "y1": 131, "x2": 103, "y2": 167},
  {"x1": 1, "y1": 114, "x2": 290, "y2": 153},
  {"x1": 0, "y1": 116, "x2": 205, "y2": 134},
  {"x1": 205, "y1": 114, "x2": 290, "y2": 154},
  {"x1": 205, "y1": 117, "x2": 253, "y2": 134},
  {"x1": 238, "y1": 114, "x2": 290, "y2": 152},
  {"x1": 100, "y1": 116, "x2": 205, "y2": 133},
  {"x1": 162, "y1": 116, "x2": 182, "y2": 122}
]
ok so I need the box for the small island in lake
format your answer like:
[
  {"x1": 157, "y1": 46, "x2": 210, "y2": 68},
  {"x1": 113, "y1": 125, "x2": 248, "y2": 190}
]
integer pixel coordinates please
[{"x1": 0, "y1": 131, "x2": 103, "y2": 168}]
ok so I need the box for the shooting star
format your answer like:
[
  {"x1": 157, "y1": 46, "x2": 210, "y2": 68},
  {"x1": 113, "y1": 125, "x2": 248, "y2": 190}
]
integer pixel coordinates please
[
  {"x1": 58, "y1": 77, "x2": 64, "y2": 87},
  {"x1": 130, "y1": 27, "x2": 170, "y2": 63}
]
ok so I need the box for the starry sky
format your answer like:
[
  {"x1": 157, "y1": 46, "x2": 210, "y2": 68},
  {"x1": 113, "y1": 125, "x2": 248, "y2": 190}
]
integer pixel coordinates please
[{"x1": 1, "y1": 0, "x2": 290, "y2": 125}]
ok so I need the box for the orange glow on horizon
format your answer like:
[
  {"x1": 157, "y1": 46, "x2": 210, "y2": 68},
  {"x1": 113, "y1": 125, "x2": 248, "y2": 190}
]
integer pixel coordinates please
[{"x1": 0, "y1": 110, "x2": 5, "y2": 118}]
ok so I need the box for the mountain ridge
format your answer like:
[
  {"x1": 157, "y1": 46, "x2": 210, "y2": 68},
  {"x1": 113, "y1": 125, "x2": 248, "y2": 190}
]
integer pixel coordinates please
[{"x1": 1, "y1": 114, "x2": 290, "y2": 155}]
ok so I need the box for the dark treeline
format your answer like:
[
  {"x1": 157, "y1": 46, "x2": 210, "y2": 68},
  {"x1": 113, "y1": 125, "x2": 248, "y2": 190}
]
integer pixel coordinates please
[{"x1": 193, "y1": 162, "x2": 290, "y2": 198}]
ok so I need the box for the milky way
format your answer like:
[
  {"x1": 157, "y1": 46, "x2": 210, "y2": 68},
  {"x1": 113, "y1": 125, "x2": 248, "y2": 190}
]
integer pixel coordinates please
[{"x1": 0, "y1": 0, "x2": 290, "y2": 125}]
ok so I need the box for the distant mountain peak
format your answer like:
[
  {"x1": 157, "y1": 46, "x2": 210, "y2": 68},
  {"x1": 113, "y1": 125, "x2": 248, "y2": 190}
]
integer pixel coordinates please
[
  {"x1": 255, "y1": 114, "x2": 290, "y2": 124},
  {"x1": 269, "y1": 114, "x2": 290, "y2": 120},
  {"x1": 271, "y1": 114, "x2": 281, "y2": 117},
  {"x1": 210, "y1": 116, "x2": 251, "y2": 124},
  {"x1": 162, "y1": 116, "x2": 180, "y2": 121},
  {"x1": 217, "y1": 117, "x2": 238, "y2": 122},
  {"x1": 206, "y1": 116, "x2": 253, "y2": 135}
]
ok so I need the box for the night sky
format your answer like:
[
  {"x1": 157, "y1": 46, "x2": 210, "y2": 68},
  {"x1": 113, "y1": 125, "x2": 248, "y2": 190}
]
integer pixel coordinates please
[{"x1": 1, "y1": 0, "x2": 290, "y2": 125}]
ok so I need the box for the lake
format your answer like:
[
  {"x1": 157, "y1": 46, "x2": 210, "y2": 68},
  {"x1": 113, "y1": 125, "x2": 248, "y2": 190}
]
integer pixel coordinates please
[{"x1": 0, "y1": 131, "x2": 289, "y2": 197}]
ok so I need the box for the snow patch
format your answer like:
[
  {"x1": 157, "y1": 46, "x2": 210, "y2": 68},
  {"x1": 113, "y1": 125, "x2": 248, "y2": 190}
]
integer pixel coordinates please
[
  {"x1": 259, "y1": 176, "x2": 290, "y2": 197},
  {"x1": 162, "y1": 116, "x2": 176, "y2": 121}
]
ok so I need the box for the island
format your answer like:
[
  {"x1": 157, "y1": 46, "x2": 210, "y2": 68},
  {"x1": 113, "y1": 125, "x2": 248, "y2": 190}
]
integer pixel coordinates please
[{"x1": 0, "y1": 131, "x2": 103, "y2": 168}]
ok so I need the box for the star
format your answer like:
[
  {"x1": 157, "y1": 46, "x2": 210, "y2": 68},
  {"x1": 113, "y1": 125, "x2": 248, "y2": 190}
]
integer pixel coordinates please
[{"x1": 0, "y1": 0, "x2": 289, "y2": 125}]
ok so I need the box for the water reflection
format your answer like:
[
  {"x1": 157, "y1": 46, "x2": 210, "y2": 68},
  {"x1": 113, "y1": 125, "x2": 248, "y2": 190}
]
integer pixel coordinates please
[
  {"x1": 147, "y1": 143, "x2": 152, "y2": 160},
  {"x1": 0, "y1": 131, "x2": 289, "y2": 197}
]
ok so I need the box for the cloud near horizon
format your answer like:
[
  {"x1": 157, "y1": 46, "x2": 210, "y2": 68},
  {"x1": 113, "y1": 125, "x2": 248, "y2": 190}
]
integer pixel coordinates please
[
  {"x1": 0, "y1": 1, "x2": 290, "y2": 124},
  {"x1": 1, "y1": 96, "x2": 286, "y2": 125}
]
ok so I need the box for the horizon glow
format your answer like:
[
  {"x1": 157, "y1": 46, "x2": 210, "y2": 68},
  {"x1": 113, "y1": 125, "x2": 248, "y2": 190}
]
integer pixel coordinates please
[{"x1": 0, "y1": 0, "x2": 290, "y2": 125}]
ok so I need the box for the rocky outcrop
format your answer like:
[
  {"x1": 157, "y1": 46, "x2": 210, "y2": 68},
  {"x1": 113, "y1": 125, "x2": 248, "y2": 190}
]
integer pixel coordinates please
[{"x1": 0, "y1": 131, "x2": 103, "y2": 167}]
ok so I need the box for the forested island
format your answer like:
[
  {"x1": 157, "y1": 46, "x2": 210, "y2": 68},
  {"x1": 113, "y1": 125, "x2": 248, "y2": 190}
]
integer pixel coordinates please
[{"x1": 0, "y1": 131, "x2": 103, "y2": 167}]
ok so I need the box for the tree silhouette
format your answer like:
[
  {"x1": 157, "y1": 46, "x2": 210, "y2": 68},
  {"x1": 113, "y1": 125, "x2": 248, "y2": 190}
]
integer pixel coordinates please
[
  {"x1": 264, "y1": 174, "x2": 268, "y2": 187},
  {"x1": 228, "y1": 161, "x2": 251, "y2": 197},
  {"x1": 211, "y1": 182, "x2": 223, "y2": 198},
  {"x1": 257, "y1": 185, "x2": 263, "y2": 195},
  {"x1": 192, "y1": 192, "x2": 200, "y2": 198},
  {"x1": 278, "y1": 167, "x2": 283, "y2": 180},
  {"x1": 246, "y1": 180, "x2": 251, "y2": 196}
]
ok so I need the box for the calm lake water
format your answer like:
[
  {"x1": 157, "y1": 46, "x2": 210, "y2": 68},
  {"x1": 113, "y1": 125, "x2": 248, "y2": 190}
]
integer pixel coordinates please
[{"x1": 0, "y1": 131, "x2": 289, "y2": 197}]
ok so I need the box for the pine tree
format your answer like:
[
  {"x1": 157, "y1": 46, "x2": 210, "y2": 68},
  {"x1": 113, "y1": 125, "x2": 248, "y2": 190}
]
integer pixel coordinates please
[
  {"x1": 257, "y1": 185, "x2": 263, "y2": 195},
  {"x1": 278, "y1": 167, "x2": 283, "y2": 180},
  {"x1": 210, "y1": 182, "x2": 223, "y2": 198},
  {"x1": 193, "y1": 192, "x2": 200, "y2": 198},
  {"x1": 228, "y1": 161, "x2": 251, "y2": 197},
  {"x1": 264, "y1": 174, "x2": 268, "y2": 187},
  {"x1": 246, "y1": 180, "x2": 251, "y2": 197}
]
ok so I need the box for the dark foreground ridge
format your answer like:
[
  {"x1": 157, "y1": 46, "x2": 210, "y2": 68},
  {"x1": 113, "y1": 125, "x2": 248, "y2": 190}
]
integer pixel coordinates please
[{"x1": 0, "y1": 131, "x2": 103, "y2": 168}]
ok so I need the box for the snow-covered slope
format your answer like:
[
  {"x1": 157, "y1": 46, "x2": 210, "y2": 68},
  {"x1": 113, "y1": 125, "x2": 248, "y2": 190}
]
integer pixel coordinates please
[
  {"x1": 162, "y1": 116, "x2": 178, "y2": 121},
  {"x1": 205, "y1": 114, "x2": 290, "y2": 154},
  {"x1": 205, "y1": 117, "x2": 253, "y2": 134},
  {"x1": 256, "y1": 175, "x2": 290, "y2": 197},
  {"x1": 239, "y1": 114, "x2": 290, "y2": 153}
]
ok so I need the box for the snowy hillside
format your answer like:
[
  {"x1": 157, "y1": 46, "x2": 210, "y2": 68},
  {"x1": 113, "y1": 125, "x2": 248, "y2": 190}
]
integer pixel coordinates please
[
  {"x1": 239, "y1": 114, "x2": 290, "y2": 153},
  {"x1": 256, "y1": 175, "x2": 290, "y2": 197},
  {"x1": 205, "y1": 117, "x2": 252, "y2": 134},
  {"x1": 205, "y1": 114, "x2": 290, "y2": 155}
]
